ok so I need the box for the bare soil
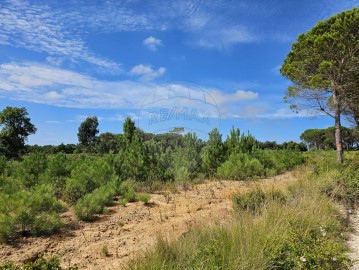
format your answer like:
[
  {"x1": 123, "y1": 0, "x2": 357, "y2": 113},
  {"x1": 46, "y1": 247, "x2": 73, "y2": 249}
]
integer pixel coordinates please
[
  {"x1": 0, "y1": 172, "x2": 299, "y2": 269},
  {"x1": 349, "y1": 212, "x2": 359, "y2": 270}
]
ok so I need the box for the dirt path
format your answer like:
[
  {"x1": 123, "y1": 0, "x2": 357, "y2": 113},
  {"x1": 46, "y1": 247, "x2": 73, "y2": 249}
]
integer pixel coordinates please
[
  {"x1": 349, "y1": 212, "x2": 359, "y2": 269},
  {"x1": 0, "y1": 173, "x2": 296, "y2": 269}
]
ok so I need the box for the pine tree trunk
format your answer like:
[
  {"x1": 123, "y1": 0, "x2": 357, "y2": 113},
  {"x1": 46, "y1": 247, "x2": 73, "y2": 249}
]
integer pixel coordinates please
[{"x1": 333, "y1": 88, "x2": 343, "y2": 163}]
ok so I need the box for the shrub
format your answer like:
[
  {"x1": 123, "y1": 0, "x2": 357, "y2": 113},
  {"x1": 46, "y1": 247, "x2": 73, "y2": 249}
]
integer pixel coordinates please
[
  {"x1": 101, "y1": 246, "x2": 110, "y2": 257},
  {"x1": 64, "y1": 156, "x2": 116, "y2": 203},
  {"x1": 118, "y1": 181, "x2": 137, "y2": 202},
  {"x1": 74, "y1": 184, "x2": 116, "y2": 221},
  {"x1": 32, "y1": 213, "x2": 63, "y2": 236},
  {"x1": 43, "y1": 152, "x2": 70, "y2": 197},
  {"x1": 233, "y1": 188, "x2": 287, "y2": 214},
  {"x1": 0, "y1": 156, "x2": 7, "y2": 175},
  {"x1": 233, "y1": 188, "x2": 266, "y2": 214},
  {"x1": 267, "y1": 226, "x2": 351, "y2": 269},
  {"x1": 0, "y1": 255, "x2": 78, "y2": 269},
  {"x1": 217, "y1": 153, "x2": 264, "y2": 180},
  {"x1": 0, "y1": 185, "x2": 64, "y2": 242},
  {"x1": 138, "y1": 193, "x2": 151, "y2": 204},
  {"x1": 14, "y1": 152, "x2": 47, "y2": 188}
]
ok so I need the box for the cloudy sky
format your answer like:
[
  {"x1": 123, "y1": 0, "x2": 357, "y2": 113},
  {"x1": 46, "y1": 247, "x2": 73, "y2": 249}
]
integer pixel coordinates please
[{"x1": 0, "y1": 0, "x2": 358, "y2": 145}]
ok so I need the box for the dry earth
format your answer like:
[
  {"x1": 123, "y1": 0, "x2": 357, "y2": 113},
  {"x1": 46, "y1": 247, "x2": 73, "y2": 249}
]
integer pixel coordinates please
[
  {"x1": 349, "y1": 212, "x2": 359, "y2": 270},
  {"x1": 0, "y1": 172, "x2": 312, "y2": 269}
]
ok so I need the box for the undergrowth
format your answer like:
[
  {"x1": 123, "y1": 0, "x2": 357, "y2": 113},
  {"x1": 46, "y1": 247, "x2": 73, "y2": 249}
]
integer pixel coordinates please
[{"x1": 126, "y1": 151, "x2": 358, "y2": 270}]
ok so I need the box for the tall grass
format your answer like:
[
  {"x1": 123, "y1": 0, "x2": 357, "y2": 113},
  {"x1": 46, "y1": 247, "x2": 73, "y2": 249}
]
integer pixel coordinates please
[{"x1": 126, "y1": 153, "x2": 355, "y2": 270}]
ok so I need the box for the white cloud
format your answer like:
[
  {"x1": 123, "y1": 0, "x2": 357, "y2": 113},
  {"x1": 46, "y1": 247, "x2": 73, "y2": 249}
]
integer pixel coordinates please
[
  {"x1": 0, "y1": 62, "x2": 260, "y2": 112},
  {"x1": 129, "y1": 65, "x2": 166, "y2": 81},
  {"x1": 195, "y1": 26, "x2": 258, "y2": 49},
  {"x1": 209, "y1": 90, "x2": 258, "y2": 103},
  {"x1": 0, "y1": 0, "x2": 120, "y2": 71},
  {"x1": 143, "y1": 36, "x2": 162, "y2": 51},
  {"x1": 44, "y1": 91, "x2": 62, "y2": 100},
  {"x1": 258, "y1": 107, "x2": 314, "y2": 119}
]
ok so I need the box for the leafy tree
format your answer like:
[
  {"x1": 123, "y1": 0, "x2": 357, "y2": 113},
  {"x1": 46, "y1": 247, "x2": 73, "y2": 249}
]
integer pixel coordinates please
[
  {"x1": 77, "y1": 116, "x2": 99, "y2": 151},
  {"x1": 281, "y1": 8, "x2": 359, "y2": 163},
  {"x1": 201, "y1": 128, "x2": 225, "y2": 176},
  {"x1": 0, "y1": 107, "x2": 36, "y2": 159},
  {"x1": 169, "y1": 127, "x2": 185, "y2": 134},
  {"x1": 96, "y1": 132, "x2": 121, "y2": 154},
  {"x1": 300, "y1": 129, "x2": 326, "y2": 150}
]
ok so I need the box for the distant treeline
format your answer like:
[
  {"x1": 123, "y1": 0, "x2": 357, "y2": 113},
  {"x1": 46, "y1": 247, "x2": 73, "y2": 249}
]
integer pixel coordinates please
[
  {"x1": 300, "y1": 127, "x2": 359, "y2": 150},
  {"x1": 26, "y1": 126, "x2": 307, "y2": 155}
]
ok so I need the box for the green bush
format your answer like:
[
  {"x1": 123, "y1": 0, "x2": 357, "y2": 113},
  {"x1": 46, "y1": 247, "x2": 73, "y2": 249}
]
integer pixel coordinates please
[
  {"x1": 137, "y1": 193, "x2": 151, "y2": 204},
  {"x1": 0, "y1": 255, "x2": 78, "y2": 269},
  {"x1": 43, "y1": 152, "x2": 70, "y2": 197},
  {"x1": 233, "y1": 188, "x2": 266, "y2": 214},
  {"x1": 0, "y1": 156, "x2": 7, "y2": 175},
  {"x1": 268, "y1": 226, "x2": 351, "y2": 269},
  {"x1": 64, "y1": 156, "x2": 116, "y2": 202},
  {"x1": 74, "y1": 184, "x2": 116, "y2": 221},
  {"x1": 14, "y1": 152, "x2": 47, "y2": 188},
  {"x1": 118, "y1": 181, "x2": 137, "y2": 202},
  {"x1": 0, "y1": 185, "x2": 64, "y2": 242},
  {"x1": 217, "y1": 153, "x2": 264, "y2": 180},
  {"x1": 32, "y1": 213, "x2": 63, "y2": 236},
  {"x1": 233, "y1": 188, "x2": 287, "y2": 214}
]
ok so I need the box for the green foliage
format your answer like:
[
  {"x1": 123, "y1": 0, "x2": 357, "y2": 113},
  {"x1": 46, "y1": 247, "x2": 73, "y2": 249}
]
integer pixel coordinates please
[
  {"x1": 127, "y1": 158, "x2": 351, "y2": 270},
  {"x1": 0, "y1": 184, "x2": 63, "y2": 242},
  {"x1": 233, "y1": 188, "x2": 287, "y2": 214},
  {"x1": 301, "y1": 127, "x2": 358, "y2": 150},
  {"x1": 320, "y1": 152, "x2": 359, "y2": 207},
  {"x1": 268, "y1": 226, "x2": 350, "y2": 269},
  {"x1": 43, "y1": 152, "x2": 70, "y2": 197},
  {"x1": 217, "y1": 152, "x2": 264, "y2": 180},
  {"x1": 101, "y1": 246, "x2": 110, "y2": 257},
  {"x1": 118, "y1": 133, "x2": 146, "y2": 181},
  {"x1": 201, "y1": 128, "x2": 225, "y2": 176},
  {"x1": 123, "y1": 117, "x2": 136, "y2": 144},
  {"x1": 15, "y1": 152, "x2": 47, "y2": 188},
  {"x1": 169, "y1": 133, "x2": 202, "y2": 183},
  {"x1": 0, "y1": 155, "x2": 7, "y2": 175},
  {"x1": 0, "y1": 107, "x2": 37, "y2": 159},
  {"x1": 137, "y1": 193, "x2": 151, "y2": 204},
  {"x1": 74, "y1": 183, "x2": 116, "y2": 221},
  {"x1": 118, "y1": 181, "x2": 137, "y2": 202},
  {"x1": 64, "y1": 156, "x2": 116, "y2": 202},
  {"x1": 142, "y1": 140, "x2": 163, "y2": 181},
  {"x1": 281, "y1": 8, "x2": 359, "y2": 162},
  {"x1": 96, "y1": 132, "x2": 121, "y2": 155},
  {"x1": 77, "y1": 116, "x2": 99, "y2": 151},
  {"x1": 233, "y1": 188, "x2": 266, "y2": 214},
  {"x1": 216, "y1": 149, "x2": 305, "y2": 180},
  {"x1": 0, "y1": 255, "x2": 78, "y2": 270}
]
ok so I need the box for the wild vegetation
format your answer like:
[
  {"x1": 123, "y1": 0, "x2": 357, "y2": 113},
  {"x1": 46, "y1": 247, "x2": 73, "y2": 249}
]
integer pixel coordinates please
[
  {"x1": 0, "y1": 7, "x2": 358, "y2": 269},
  {"x1": 281, "y1": 8, "x2": 359, "y2": 163},
  {"x1": 127, "y1": 152, "x2": 359, "y2": 270},
  {"x1": 0, "y1": 111, "x2": 306, "y2": 243}
]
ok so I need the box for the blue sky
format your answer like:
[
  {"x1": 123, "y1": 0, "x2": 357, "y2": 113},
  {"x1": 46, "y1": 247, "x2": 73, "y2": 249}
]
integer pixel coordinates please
[{"x1": 0, "y1": 0, "x2": 358, "y2": 145}]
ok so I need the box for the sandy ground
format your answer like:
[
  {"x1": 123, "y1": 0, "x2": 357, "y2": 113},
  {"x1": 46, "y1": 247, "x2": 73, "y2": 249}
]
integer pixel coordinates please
[
  {"x1": 349, "y1": 211, "x2": 359, "y2": 270},
  {"x1": 0, "y1": 173, "x2": 296, "y2": 269}
]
